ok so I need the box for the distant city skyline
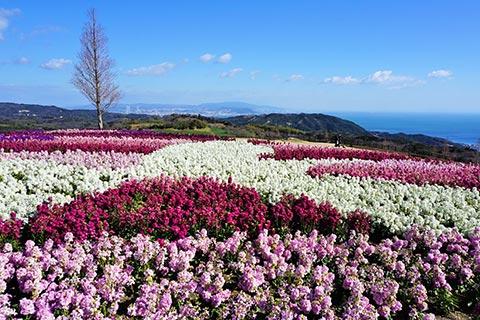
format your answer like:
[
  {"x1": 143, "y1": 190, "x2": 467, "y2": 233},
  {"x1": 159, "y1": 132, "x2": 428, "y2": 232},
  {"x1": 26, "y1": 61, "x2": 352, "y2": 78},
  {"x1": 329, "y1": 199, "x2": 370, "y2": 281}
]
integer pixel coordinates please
[{"x1": 1, "y1": 1, "x2": 479, "y2": 113}]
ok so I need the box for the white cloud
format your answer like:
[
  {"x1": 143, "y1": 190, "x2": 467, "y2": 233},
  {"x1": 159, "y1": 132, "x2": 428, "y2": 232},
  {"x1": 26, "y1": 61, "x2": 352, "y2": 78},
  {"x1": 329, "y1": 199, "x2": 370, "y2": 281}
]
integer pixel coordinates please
[
  {"x1": 427, "y1": 69, "x2": 453, "y2": 78},
  {"x1": 0, "y1": 8, "x2": 20, "y2": 40},
  {"x1": 15, "y1": 57, "x2": 31, "y2": 64},
  {"x1": 286, "y1": 74, "x2": 304, "y2": 82},
  {"x1": 363, "y1": 70, "x2": 413, "y2": 84},
  {"x1": 126, "y1": 62, "x2": 175, "y2": 76},
  {"x1": 40, "y1": 58, "x2": 72, "y2": 70},
  {"x1": 323, "y1": 76, "x2": 360, "y2": 85},
  {"x1": 199, "y1": 53, "x2": 215, "y2": 63},
  {"x1": 217, "y1": 53, "x2": 232, "y2": 63},
  {"x1": 220, "y1": 68, "x2": 243, "y2": 78},
  {"x1": 250, "y1": 70, "x2": 260, "y2": 80}
]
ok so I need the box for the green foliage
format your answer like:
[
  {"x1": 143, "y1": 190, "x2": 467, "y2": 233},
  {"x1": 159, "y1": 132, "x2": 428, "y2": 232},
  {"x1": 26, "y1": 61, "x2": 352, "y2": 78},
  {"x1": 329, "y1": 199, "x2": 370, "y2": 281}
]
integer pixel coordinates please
[
  {"x1": 11, "y1": 171, "x2": 27, "y2": 181},
  {"x1": 99, "y1": 174, "x2": 111, "y2": 182},
  {"x1": 431, "y1": 287, "x2": 459, "y2": 315}
]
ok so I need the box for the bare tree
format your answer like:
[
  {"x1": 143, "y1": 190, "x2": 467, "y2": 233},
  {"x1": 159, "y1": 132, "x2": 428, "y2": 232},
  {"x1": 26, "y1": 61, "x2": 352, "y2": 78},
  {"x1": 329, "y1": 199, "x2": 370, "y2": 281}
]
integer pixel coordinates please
[{"x1": 71, "y1": 8, "x2": 121, "y2": 129}]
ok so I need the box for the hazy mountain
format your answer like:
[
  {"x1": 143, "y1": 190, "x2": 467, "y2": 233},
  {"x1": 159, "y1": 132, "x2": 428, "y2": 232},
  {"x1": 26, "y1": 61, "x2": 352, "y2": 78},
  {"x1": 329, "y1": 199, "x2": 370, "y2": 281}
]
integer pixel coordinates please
[{"x1": 70, "y1": 101, "x2": 283, "y2": 117}]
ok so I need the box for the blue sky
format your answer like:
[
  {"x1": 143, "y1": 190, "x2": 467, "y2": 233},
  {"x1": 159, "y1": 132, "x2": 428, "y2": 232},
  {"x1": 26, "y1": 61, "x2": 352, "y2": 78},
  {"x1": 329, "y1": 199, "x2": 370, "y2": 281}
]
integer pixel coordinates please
[{"x1": 0, "y1": 1, "x2": 479, "y2": 113}]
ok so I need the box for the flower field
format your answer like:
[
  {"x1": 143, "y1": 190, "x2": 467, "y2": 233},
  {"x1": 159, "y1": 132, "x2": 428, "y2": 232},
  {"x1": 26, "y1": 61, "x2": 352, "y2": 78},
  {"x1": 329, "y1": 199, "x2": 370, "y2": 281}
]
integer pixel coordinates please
[{"x1": 1, "y1": 130, "x2": 480, "y2": 319}]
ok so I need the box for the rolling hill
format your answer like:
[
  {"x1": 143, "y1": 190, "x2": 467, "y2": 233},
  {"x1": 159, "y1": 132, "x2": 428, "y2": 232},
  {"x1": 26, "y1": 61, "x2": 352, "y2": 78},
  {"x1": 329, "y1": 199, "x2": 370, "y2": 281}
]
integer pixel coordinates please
[{"x1": 225, "y1": 113, "x2": 369, "y2": 135}]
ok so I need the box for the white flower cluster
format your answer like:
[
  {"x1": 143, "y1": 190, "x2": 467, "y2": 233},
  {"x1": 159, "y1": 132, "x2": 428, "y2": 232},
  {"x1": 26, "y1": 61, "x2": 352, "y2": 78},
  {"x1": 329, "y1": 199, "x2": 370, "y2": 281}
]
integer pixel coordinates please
[
  {"x1": 1, "y1": 140, "x2": 479, "y2": 235},
  {"x1": 0, "y1": 158, "x2": 127, "y2": 220}
]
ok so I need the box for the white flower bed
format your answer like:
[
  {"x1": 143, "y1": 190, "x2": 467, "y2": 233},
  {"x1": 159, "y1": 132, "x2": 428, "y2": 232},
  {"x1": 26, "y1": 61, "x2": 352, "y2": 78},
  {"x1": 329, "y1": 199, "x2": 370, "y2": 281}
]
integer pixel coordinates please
[{"x1": 0, "y1": 159, "x2": 127, "y2": 220}]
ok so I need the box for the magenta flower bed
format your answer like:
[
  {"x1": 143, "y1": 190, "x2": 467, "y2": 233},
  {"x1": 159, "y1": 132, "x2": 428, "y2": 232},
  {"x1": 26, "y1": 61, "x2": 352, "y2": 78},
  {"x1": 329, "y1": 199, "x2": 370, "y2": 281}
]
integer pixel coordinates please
[
  {"x1": 21, "y1": 175, "x2": 366, "y2": 245},
  {"x1": 254, "y1": 141, "x2": 416, "y2": 162},
  {"x1": 1, "y1": 226, "x2": 479, "y2": 319},
  {"x1": 307, "y1": 159, "x2": 480, "y2": 190},
  {"x1": 0, "y1": 129, "x2": 230, "y2": 154}
]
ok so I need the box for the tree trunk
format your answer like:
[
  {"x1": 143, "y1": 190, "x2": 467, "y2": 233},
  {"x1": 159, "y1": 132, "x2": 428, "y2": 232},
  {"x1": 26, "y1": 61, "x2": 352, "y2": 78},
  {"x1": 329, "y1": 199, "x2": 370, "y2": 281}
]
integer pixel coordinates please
[{"x1": 96, "y1": 104, "x2": 103, "y2": 129}]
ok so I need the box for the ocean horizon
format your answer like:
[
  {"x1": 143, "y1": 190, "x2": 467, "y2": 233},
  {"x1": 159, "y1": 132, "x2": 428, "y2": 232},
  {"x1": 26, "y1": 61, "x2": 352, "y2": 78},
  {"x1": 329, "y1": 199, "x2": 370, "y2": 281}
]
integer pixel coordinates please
[{"x1": 329, "y1": 112, "x2": 480, "y2": 147}]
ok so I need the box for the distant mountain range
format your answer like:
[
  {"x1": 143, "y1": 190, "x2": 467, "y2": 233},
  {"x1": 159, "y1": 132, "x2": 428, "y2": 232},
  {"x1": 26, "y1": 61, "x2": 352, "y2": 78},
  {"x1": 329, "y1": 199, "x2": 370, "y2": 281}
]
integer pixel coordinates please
[
  {"x1": 69, "y1": 101, "x2": 283, "y2": 117},
  {"x1": 0, "y1": 101, "x2": 463, "y2": 148}
]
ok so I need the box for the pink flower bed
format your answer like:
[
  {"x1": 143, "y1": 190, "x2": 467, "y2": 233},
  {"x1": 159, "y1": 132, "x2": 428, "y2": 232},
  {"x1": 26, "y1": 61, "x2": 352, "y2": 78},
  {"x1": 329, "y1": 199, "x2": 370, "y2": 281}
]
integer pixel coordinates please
[
  {"x1": 0, "y1": 226, "x2": 479, "y2": 319},
  {"x1": 307, "y1": 159, "x2": 480, "y2": 190}
]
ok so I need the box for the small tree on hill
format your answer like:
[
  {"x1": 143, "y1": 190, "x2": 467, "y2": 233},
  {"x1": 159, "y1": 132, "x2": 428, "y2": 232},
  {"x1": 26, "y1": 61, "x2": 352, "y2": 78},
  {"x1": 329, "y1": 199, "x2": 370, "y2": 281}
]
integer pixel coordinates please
[{"x1": 71, "y1": 8, "x2": 121, "y2": 129}]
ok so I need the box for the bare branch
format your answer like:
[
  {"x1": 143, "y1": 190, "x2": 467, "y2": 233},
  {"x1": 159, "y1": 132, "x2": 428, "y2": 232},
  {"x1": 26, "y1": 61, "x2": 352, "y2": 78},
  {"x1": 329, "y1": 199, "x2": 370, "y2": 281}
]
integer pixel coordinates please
[{"x1": 71, "y1": 8, "x2": 122, "y2": 129}]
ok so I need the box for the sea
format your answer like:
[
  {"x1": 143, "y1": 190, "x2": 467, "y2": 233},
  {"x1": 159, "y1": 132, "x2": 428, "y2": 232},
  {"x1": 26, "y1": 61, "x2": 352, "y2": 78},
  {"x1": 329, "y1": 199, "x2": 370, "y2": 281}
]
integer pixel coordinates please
[{"x1": 329, "y1": 112, "x2": 480, "y2": 148}]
